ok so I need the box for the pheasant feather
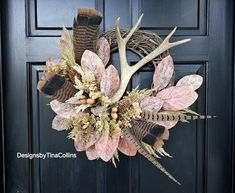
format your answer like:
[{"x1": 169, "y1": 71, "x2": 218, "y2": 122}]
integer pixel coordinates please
[
  {"x1": 142, "y1": 111, "x2": 214, "y2": 121},
  {"x1": 123, "y1": 126, "x2": 180, "y2": 185}
]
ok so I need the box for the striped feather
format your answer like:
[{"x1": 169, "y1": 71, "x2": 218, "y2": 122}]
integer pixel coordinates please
[
  {"x1": 37, "y1": 73, "x2": 77, "y2": 102},
  {"x1": 123, "y1": 126, "x2": 180, "y2": 185},
  {"x1": 73, "y1": 8, "x2": 102, "y2": 63},
  {"x1": 141, "y1": 111, "x2": 214, "y2": 121},
  {"x1": 53, "y1": 80, "x2": 77, "y2": 102},
  {"x1": 130, "y1": 119, "x2": 169, "y2": 153}
]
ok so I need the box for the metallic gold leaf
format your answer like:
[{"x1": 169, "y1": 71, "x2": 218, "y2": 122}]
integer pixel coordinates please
[
  {"x1": 156, "y1": 86, "x2": 198, "y2": 111},
  {"x1": 81, "y1": 50, "x2": 105, "y2": 83},
  {"x1": 100, "y1": 65, "x2": 120, "y2": 98},
  {"x1": 96, "y1": 37, "x2": 110, "y2": 66},
  {"x1": 153, "y1": 55, "x2": 174, "y2": 91},
  {"x1": 140, "y1": 96, "x2": 164, "y2": 112},
  {"x1": 176, "y1": 74, "x2": 203, "y2": 90}
]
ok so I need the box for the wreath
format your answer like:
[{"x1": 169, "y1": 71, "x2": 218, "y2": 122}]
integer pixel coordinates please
[{"x1": 37, "y1": 8, "x2": 212, "y2": 184}]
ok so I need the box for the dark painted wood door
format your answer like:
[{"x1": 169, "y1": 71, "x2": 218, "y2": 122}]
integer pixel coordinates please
[{"x1": 2, "y1": 0, "x2": 234, "y2": 193}]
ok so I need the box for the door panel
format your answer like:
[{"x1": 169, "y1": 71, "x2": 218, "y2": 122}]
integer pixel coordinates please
[{"x1": 2, "y1": 0, "x2": 234, "y2": 193}]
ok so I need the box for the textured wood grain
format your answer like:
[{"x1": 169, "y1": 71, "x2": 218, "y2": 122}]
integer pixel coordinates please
[
  {"x1": 81, "y1": 50, "x2": 105, "y2": 83},
  {"x1": 100, "y1": 65, "x2": 120, "y2": 98},
  {"x1": 157, "y1": 86, "x2": 198, "y2": 111}
]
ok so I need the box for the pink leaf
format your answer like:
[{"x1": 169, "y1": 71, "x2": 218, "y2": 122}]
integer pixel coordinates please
[
  {"x1": 140, "y1": 96, "x2": 164, "y2": 112},
  {"x1": 96, "y1": 37, "x2": 110, "y2": 66},
  {"x1": 118, "y1": 136, "x2": 137, "y2": 156},
  {"x1": 176, "y1": 74, "x2": 203, "y2": 90},
  {"x1": 100, "y1": 65, "x2": 120, "y2": 98},
  {"x1": 95, "y1": 133, "x2": 120, "y2": 162},
  {"x1": 156, "y1": 86, "x2": 198, "y2": 111},
  {"x1": 74, "y1": 133, "x2": 100, "y2": 152},
  {"x1": 153, "y1": 55, "x2": 174, "y2": 91},
  {"x1": 52, "y1": 115, "x2": 67, "y2": 131},
  {"x1": 81, "y1": 50, "x2": 105, "y2": 83},
  {"x1": 50, "y1": 100, "x2": 77, "y2": 118},
  {"x1": 86, "y1": 145, "x2": 99, "y2": 160},
  {"x1": 46, "y1": 58, "x2": 60, "y2": 67}
]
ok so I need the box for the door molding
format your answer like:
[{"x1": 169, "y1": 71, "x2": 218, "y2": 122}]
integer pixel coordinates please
[
  {"x1": 0, "y1": 1, "x2": 6, "y2": 193},
  {"x1": 233, "y1": 0, "x2": 235, "y2": 190}
]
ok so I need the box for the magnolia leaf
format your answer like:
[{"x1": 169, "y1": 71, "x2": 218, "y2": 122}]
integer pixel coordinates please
[
  {"x1": 86, "y1": 145, "x2": 99, "y2": 160},
  {"x1": 157, "y1": 86, "x2": 198, "y2": 111},
  {"x1": 176, "y1": 74, "x2": 203, "y2": 90},
  {"x1": 96, "y1": 37, "x2": 110, "y2": 66},
  {"x1": 50, "y1": 100, "x2": 77, "y2": 118},
  {"x1": 81, "y1": 50, "x2": 105, "y2": 83},
  {"x1": 95, "y1": 131, "x2": 120, "y2": 162},
  {"x1": 153, "y1": 55, "x2": 174, "y2": 91},
  {"x1": 118, "y1": 136, "x2": 137, "y2": 156},
  {"x1": 140, "y1": 96, "x2": 164, "y2": 112},
  {"x1": 52, "y1": 115, "x2": 67, "y2": 131},
  {"x1": 74, "y1": 133, "x2": 100, "y2": 152},
  {"x1": 100, "y1": 65, "x2": 120, "y2": 98}
]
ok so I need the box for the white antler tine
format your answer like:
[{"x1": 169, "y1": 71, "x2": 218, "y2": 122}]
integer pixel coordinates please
[
  {"x1": 169, "y1": 38, "x2": 191, "y2": 48},
  {"x1": 164, "y1": 27, "x2": 177, "y2": 42},
  {"x1": 115, "y1": 17, "x2": 122, "y2": 42},
  {"x1": 111, "y1": 18, "x2": 191, "y2": 102},
  {"x1": 124, "y1": 13, "x2": 144, "y2": 42}
]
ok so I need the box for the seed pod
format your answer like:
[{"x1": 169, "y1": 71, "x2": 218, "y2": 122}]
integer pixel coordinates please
[
  {"x1": 111, "y1": 107, "x2": 118, "y2": 113},
  {"x1": 87, "y1": 98, "x2": 96, "y2": 105},
  {"x1": 111, "y1": 112, "x2": 118, "y2": 119}
]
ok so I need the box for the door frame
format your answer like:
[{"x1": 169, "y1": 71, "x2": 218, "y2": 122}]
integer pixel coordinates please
[
  {"x1": 0, "y1": 1, "x2": 234, "y2": 193},
  {"x1": 0, "y1": 1, "x2": 6, "y2": 193}
]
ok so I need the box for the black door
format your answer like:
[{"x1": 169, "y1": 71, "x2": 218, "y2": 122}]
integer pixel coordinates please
[{"x1": 2, "y1": 0, "x2": 234, "y2": 193}]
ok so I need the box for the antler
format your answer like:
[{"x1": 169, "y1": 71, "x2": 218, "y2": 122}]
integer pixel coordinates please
[{"x1": 111, "y1": 14, "x2": 191, "y2": 102}]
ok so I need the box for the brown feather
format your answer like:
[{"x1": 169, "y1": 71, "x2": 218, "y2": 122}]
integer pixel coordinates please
[
  {"x1": 37, "y1": 72, "x2": 77, "y2": 102},
  {"x1": 73, "y1": 8, "x2": 103, "y2": 64},
  {"x1": 129, "y1": 119, "x2": 168, "y2": 147},
  {"x1": 141, "y1": 110, "x2": 213, "y2": 121},
  {"x1": 123, "y1": 126, "x2": 180, "y2": 185}
]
